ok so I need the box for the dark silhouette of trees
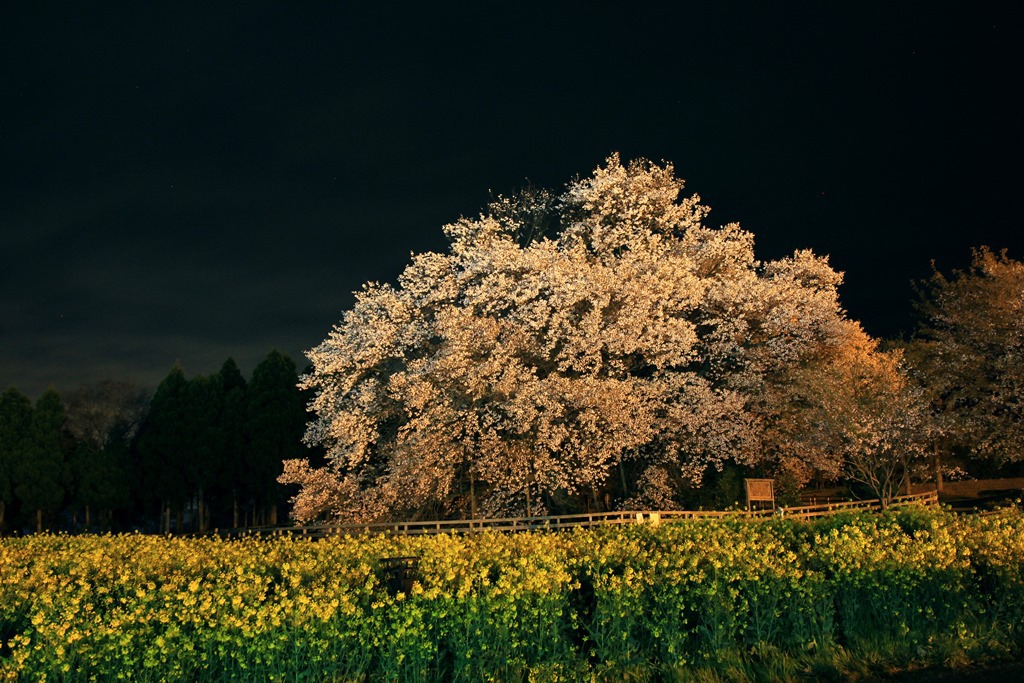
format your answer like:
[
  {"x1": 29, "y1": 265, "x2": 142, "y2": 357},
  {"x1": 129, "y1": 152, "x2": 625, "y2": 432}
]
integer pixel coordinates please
[
  {"x1": 136, "y1": 365, "x2": 191, "y2": 533},
  {"x1": 244, "y1": 351, "x2": 306, "y2": 526},
  {"x1": 64, "y1": 380, "x2": 148, "y2": 529},
  {"x1": 0, "y1": 351, "x2": 311, "y2": 535},
  {"x1": 0, "y1": 387, "x2": 33, "y2": 533},
  {"x1": 216, "y1": 358, "x2": 248, "y2": 529},
  {"x1": 16, "y1": 390, "x2": 69, "y2": 532},
  {"x1": 182, "y1": 372, "x2": 225, "y2": 532}
]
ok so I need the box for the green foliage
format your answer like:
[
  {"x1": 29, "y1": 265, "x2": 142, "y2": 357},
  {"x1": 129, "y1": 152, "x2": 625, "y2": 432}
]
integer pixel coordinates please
[
  {"x1": 68, "y1": 440, "x2": 131, "y2": 523},
  {"x1": 908, "y1": 247, "x2": 1024, "y2": 468},
  {"x1": 0, "y1": 388, "x2": 33, "y2": 529},
  {"x1": 245, "y1": 351, "x2": 305, "y2": 516},
  {"x1": 217, "y1": 358, "x2": 249, "y2": 524},
  {"x1": 135, "y1": 365, "x2": 190, "y2": 510},
  {"x1": 13, "y1": 390, "x2": 68, "y2": 529},
  {"x1": 2, "y1": 507, "x2": 1022, "y2": 681},
  {"x1": 183, "y1": 373, "x2": 225, "y2": 493},
  {"x1": 63, "y1": 380, "x2": 148, "y2": 527},
  {"x1": 675, "y1": 465, "x2": 748, "y2": 510}
]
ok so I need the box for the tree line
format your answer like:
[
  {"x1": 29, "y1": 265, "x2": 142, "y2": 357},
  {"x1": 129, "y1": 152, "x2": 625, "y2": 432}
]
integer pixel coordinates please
[
  {"x1": 3, "y1": 158, "x2": 1022, "y2": 532},
  {"x1": 0, "y1": 350, "x2": 310, "y2": 534}
]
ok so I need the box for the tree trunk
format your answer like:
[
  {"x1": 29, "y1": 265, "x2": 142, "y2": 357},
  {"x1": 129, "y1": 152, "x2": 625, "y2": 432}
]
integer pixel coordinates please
[
  {"x1": 85, "y1": 504, "x2": 91, "y2": 529},
  {"x1": 197, "y1": 489, "x2": 205, "y2": 533},
  {"x1": 270, "y1": 504, "x2": 277, "y2": 526},
  {"x1": 36, "y1": 508, "x2": 43, "y2": 534},
  {"x1": 233, "y1": 492, "x2": 239, "y2": 529},
  {"x1": 933, "y1": 442, "x2": 944, "y2": 492},
  {"x1": 164, "y1": 503, "x2": 171, "y2": 535},
  {"x1": 619, "y1": 461, "x2": 630, "y2": 497},
  {"x1": 176, "y1": 507, "x2": 184, "y2": 535},
  {"x1": 469, "y1": 469, "x2": 477, "y2": 526},
  {"x1": 0, "y1": 500, "x2": 5, "y2": 532}
]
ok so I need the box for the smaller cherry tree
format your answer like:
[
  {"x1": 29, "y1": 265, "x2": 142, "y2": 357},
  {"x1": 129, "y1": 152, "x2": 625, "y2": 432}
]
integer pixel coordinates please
[{"x1": 762, "y1": 322, "x2": 932, "y2": 505}]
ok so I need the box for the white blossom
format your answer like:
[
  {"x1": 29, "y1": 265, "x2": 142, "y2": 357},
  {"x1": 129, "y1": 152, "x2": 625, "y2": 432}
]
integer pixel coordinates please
[{"x1": 283, "y1": 155, "x2": 866, "y2": 523}]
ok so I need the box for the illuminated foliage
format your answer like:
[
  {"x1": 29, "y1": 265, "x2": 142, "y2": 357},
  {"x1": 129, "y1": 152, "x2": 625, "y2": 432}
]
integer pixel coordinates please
[
  {"x1": 759, "y1": 323, "x2": 932, "y2": 504},
  {"x1": 286, "y1": 156, "x2": 857, "y2": 522},
  {"x1": 908, "y1": 247, "x2": 1024, "y2": 466}
]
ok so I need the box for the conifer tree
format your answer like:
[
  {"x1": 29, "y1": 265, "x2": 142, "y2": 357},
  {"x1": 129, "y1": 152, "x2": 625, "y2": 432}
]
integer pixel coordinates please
[
  {"x1": 64, "y1": 380, "x2": 148, "y2": 529},
  {"x1": 182, "y1": 373, "x2": 226, "y2": 532},
  {"x1": 136, "y1": 365, "x2": 190, "y2": 532},
  {"x1": 246, "y1": 351, "x2": 304, "y2": 525},
  {"x1": 15, "y1": 389, "x2": 68, "y2": 532},
  {"x1": 0, "y1": 387, "x2": 33, "y2": 532},
  {"x1": 217, "y1": 358, "x2": 248, "y2": 528}
]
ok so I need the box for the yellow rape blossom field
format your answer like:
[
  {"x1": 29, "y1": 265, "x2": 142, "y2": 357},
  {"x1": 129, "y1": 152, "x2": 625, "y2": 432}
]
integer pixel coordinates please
[{"x1": 1, "y1": 507, "x2": 1022, "y2": 682}]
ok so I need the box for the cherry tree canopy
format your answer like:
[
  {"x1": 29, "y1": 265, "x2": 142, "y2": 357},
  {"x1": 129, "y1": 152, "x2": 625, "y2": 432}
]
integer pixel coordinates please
[
  {"x1": 760, "y1": 322, "x2": 931, "y2": 504},
  {"x1": 908, "y1": 247, "x2": 1024, "y2": 466},
  {"x1": 282, "y1": 156, "x2": 864, "y2": 523}
]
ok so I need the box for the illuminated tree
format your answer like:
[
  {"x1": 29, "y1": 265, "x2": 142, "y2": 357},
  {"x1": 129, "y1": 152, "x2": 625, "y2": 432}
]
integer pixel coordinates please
[
  {"x1": 283, "y1": 155, "x2": 855, "y2": 523},
  {"x1": 760, "y1": 322, "x2": 931, "y2": 504},
  {"x1": 907, "y1": 247, "x2": 1024, "y2": 470}
]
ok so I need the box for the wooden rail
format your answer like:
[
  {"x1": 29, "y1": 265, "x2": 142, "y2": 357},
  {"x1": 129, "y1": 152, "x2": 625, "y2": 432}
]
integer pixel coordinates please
[
  {"x1": 774, "y1": 489, "x2": 939, "y2": 519},
  {"x1": 216, "y1": 490, "x2": 939, "y2": 539}
]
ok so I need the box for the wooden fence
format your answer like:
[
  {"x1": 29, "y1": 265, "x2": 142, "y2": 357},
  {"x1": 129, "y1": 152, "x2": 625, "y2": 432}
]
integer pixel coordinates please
[
  {"x1": 772, "y1": 489, "x2": 939, "y2": 519},
  {"x1": 217, "y1": 490, "x2": 939, "y2": 539}
]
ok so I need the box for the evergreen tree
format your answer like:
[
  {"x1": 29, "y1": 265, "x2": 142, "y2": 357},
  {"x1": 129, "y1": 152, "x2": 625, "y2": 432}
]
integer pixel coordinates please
[
  {"x1": 182, "y1": 373, "x2": 225, "y2": 532},
  {"x1": 69, "y1": 438, "x2": 132, "y2": 530},
  {"x1": 0, "y1": 387, "x2": 33, "y2": 532},
  {"x1": 64, "y1": 381, "x2": 148, "y2": 529},
  {"x1": 14, "y1": 389, "x2": 68, "y2": 533},
  {"x1": 136, "y1": 365, "x2": 190, "y2": 533},
  {"x1": 246, "y1": 351, "x2": 304, "y2": 526},
  {"x1": 217, "y1": 358, "x2": 248, "y2": 528}
]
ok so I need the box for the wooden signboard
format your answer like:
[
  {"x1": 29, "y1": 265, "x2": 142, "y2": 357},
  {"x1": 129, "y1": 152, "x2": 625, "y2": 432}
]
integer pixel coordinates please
[{"x1": 745, "y1": 478, "x2": 775, "y2": 511}]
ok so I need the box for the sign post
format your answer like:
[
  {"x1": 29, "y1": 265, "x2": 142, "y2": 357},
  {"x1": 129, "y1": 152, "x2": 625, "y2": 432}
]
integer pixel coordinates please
[{"x1": 744, "y1": 478, "x2": 775, "y2": 512}]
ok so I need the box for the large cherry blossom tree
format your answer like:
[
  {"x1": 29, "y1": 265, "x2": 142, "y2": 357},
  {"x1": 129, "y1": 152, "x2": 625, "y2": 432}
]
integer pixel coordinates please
[{"x1": 282, "y1": 156, "x2": 870, "y2": 523}]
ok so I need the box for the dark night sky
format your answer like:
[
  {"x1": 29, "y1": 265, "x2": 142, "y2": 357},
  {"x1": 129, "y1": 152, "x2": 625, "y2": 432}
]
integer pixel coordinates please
[{"x1": 2, "y1": 2, "x2": 1020, "y2": 399}]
